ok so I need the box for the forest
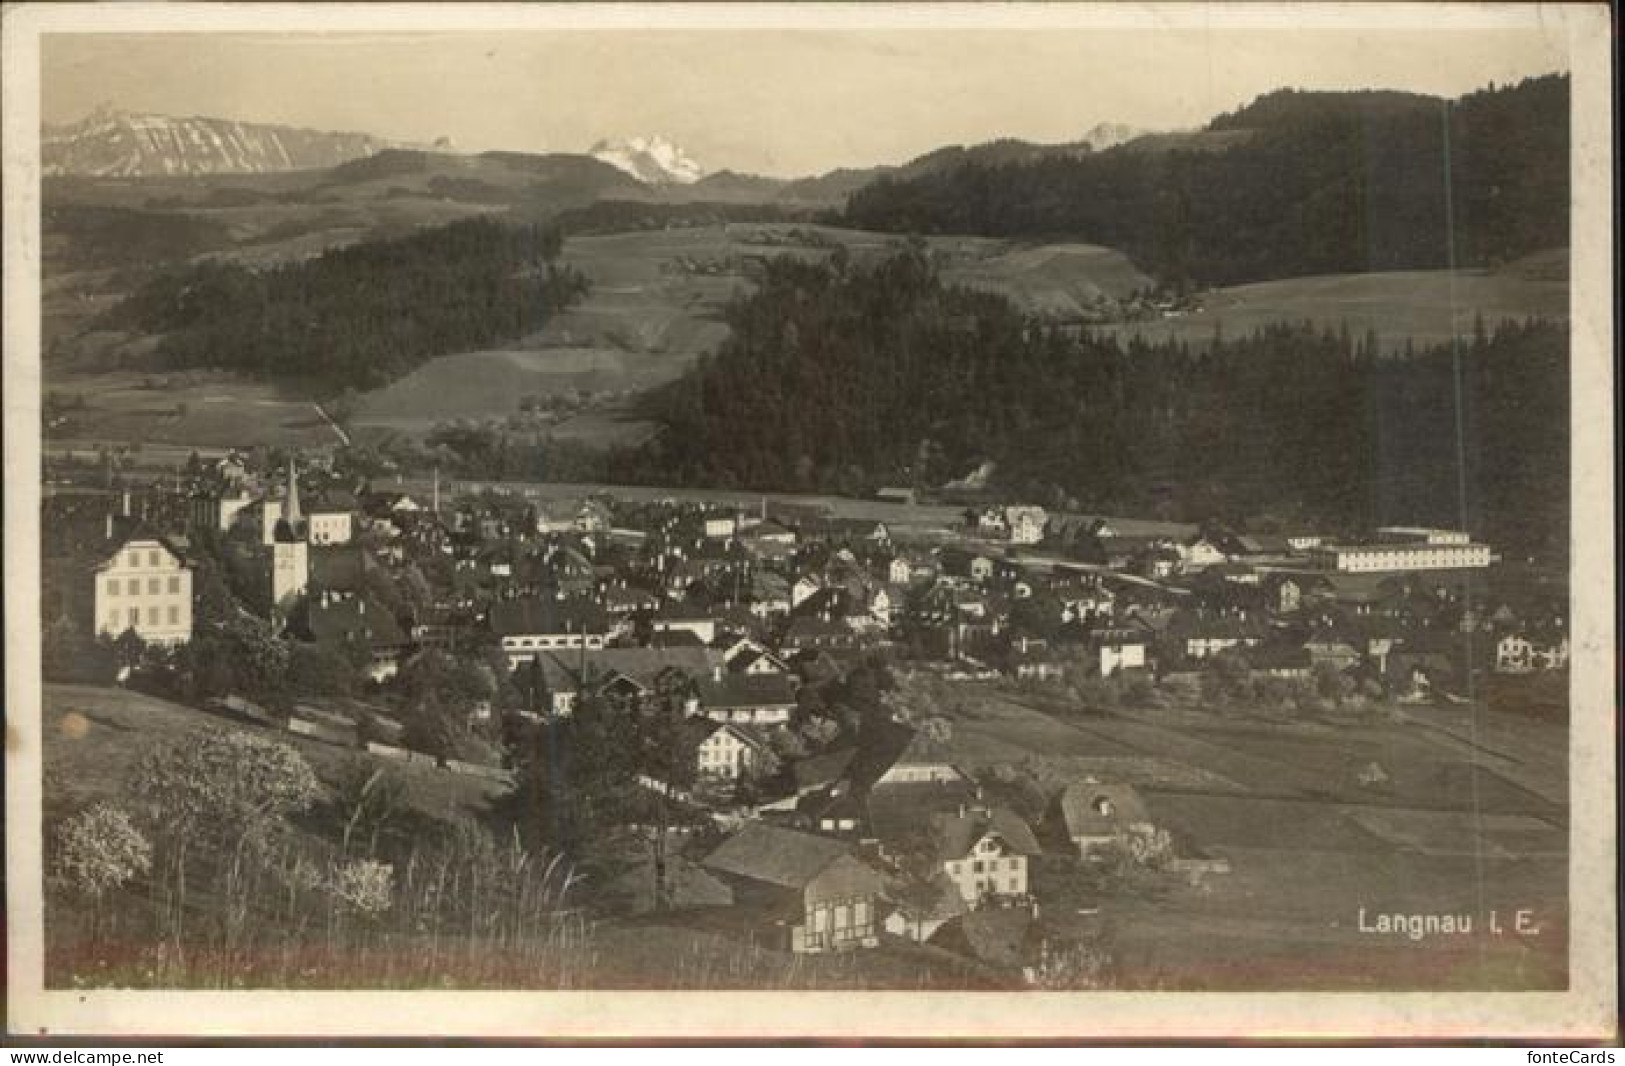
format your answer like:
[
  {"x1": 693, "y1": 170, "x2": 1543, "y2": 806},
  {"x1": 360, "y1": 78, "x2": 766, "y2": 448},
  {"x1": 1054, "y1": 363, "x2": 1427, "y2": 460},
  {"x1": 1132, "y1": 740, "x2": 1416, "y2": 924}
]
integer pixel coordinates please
[
  {"x1": 844, "y1": 75, "x2": 1569, "y2": 288},
  {"x1": 100, "y1": 218, "x2": 590, "y2": 391},
  {"x1": 626, "y1": 248, "x2": 1567, "y2": 560}
]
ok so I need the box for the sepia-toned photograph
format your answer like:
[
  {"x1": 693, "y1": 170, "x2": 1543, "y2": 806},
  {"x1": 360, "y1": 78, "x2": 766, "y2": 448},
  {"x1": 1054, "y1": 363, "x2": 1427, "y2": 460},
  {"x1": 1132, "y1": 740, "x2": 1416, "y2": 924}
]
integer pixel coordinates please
[{"x1": 3, "y1": 1, "x2": 1616, "y2": 1042}]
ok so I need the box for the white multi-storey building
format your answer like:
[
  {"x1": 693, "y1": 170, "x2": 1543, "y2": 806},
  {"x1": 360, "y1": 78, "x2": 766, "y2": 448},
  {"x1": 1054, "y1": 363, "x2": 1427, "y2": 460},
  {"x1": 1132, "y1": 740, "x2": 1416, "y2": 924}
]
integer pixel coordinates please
[
  {"x1": 95, "y1": 537, "x2": 193, "y2": 645},
  {"x1": 1309, "y1": 540, "x2": 1492, "y2": 573}
]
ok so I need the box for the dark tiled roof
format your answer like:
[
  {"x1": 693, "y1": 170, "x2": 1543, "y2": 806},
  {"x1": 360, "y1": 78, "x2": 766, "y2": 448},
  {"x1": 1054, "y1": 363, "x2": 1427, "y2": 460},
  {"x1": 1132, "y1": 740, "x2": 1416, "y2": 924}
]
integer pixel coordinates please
[
  {"x1": 1059, "y1": 783, "x2": 1153, "y2": 838},
  {"x1": 698, "y1": 673, "x2": 798, "y2": 708},
  {"x1": 488, "y1": 596, "x2": 609, "y2": 636},
  {"x1": 702, "y1": 823, "x2": 856, "y2": 889},
  {"x1": 930, "y1": 807, "x2": 1042, "y2": 860}
]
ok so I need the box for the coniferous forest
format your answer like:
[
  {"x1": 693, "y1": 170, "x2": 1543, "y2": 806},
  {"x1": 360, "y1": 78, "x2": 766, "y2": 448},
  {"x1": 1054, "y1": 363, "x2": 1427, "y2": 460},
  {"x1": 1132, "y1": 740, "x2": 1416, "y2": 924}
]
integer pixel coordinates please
[
  {"x1": 630, "y1": 249, "x2": 1567, "y2": 560},
  {"x1": 101, "y1": 218, "x2": 589, "y2": 390},
  {"x1": 844, "y1": 75, "x2": 1568, "y2": 287}
]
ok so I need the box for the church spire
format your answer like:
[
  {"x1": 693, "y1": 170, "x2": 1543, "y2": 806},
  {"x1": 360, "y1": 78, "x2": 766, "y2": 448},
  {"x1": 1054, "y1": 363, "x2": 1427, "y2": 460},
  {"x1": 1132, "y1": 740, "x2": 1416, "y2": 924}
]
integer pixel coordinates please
[{"x1": 286, "y1": 457, "x2": 302, "y2": 524}]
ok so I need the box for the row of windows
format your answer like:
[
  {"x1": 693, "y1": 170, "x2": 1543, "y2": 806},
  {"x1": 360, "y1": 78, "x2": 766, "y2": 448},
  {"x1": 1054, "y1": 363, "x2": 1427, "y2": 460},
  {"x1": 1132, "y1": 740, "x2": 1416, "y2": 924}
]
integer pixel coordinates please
[
  {"x1": 104, "y1": 576, "x2": 183, "y2": 597},
  {"x1": 120, "y1": 550, "x2": 169, "y2": 569},
  {"x1": 104, "y1": 605, "x2": 184, "y2": 628},
  {"x1": 949, "y1": 858, "x2": 1022, "y2": 875},
  {"x1": 505, "y1": 634, "x2": 604, "y2": 649},
  {"x1": 807, "y1": 898, "x2": 871, "y2": 934}
]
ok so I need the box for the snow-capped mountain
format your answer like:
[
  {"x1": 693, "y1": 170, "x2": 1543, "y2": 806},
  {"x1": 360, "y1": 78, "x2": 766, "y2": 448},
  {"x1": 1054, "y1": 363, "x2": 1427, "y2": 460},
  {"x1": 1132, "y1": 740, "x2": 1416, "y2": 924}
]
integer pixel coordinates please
[
  {"x1": 1079, "y1": 122, "x2": 1152, "y2": 152},
  {"x1": 42, "y1": 106, "x2": 404, "y2": 177},
  {"x1": 589, "y1": 135, "x2": 705, "y2": 185}
]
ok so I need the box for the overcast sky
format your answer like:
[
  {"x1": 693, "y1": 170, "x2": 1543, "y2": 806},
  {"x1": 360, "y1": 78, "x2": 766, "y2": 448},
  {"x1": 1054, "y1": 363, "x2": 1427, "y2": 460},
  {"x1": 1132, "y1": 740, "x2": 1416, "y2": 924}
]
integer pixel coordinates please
[{"x1": 41, "y1": 28, "x2": 1568, "y2": 177}]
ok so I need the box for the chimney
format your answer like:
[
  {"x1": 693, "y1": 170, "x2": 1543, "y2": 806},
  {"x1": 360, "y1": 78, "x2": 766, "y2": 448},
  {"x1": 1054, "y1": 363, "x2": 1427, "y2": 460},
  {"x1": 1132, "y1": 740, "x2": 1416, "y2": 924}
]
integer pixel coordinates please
[
  {"x1": 104, "y1": 511, "x2": 114, "y2": 540},
  {"x1": 712, "y1": 664, "x2": 724, "y2": 683},
  {"x1": 121, "y1": 490, "x2": 131, "y2": 518}
]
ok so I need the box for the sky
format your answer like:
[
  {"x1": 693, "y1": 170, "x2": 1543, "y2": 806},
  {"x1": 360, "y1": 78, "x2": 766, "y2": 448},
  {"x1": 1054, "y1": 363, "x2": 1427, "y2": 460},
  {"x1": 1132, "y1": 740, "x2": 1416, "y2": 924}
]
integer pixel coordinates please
[{"x1": 40, "y1": 26, "x2": 1570, "y2": 178}]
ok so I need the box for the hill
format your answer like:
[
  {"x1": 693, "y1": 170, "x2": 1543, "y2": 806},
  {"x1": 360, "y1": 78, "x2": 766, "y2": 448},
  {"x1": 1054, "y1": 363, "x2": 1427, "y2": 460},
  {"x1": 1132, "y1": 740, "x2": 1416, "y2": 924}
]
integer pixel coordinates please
[
  {"x1": 350, "y1": 225, "x2": 1152, "y2": 435},
  {"x1": 844, "y1": 75, "x2": 1569, "y2": 288},
  {"x1": 1102, "y1": 249, "x2": 1569, "y2": 353},
  {"x1": 626, "y1": 249, "x2": 1568, "y2": 557}
]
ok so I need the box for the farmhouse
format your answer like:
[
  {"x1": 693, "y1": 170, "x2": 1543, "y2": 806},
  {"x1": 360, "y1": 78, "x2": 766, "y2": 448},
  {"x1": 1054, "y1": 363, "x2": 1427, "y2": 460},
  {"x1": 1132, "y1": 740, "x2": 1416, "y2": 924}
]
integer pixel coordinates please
[
  {"x1": 694, "y1": 720, "x2": 773, "y2": 781},
  {"x1": 697, "y1": 672, "x2": 797, "y2": 725},
  {"x1": 931, "y1": 806, "x2": 1041, "y2": 904},
  {"x1": 702, "y1": 824, "x2": 886, "y2": 954},
  {"x1": 1057, "y1": 782, "x2": 1155, "y2": 857}
]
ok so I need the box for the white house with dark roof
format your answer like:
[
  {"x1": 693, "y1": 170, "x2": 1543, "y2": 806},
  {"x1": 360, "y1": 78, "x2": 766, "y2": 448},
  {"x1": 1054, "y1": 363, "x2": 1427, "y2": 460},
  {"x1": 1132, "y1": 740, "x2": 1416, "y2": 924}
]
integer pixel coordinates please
[
  {"x1": 930, "y1": 806, "x2": 1041, "y2": 904},
  {"x1": 94, "y1": 534, "x2": 193, "y2": 646}
]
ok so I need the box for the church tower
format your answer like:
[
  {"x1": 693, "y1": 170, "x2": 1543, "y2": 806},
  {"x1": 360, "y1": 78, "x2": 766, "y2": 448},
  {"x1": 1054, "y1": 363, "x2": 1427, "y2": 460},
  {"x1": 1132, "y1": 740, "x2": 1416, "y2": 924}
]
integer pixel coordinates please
[{"x1": 272, "y1": 458, "x2": 310, "y2": 610}]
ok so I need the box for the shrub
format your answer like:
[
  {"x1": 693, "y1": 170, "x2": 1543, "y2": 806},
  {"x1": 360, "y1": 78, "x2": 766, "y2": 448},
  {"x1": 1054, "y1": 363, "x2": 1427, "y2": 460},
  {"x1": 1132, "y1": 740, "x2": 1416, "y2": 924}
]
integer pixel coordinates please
[
  {"x1": 53, "y1": 804, "x2": 152, "y2": 900},
  {"x1": 134, "y1": 728, "x2": 321, "y2": 842}
]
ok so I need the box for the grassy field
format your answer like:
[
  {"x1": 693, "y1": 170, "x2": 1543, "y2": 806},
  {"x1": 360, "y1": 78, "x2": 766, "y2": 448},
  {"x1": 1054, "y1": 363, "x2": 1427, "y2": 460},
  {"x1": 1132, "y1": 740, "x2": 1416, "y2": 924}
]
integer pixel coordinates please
[
  {"x1": 351, "y1": 224, "x2": 1152, "y2": 439},
  {"x1": 41, "y1": 684, "x2": 506, "y2": 832},
  {"x1": 1103, "y1": 248, "x2": 1568, "y2": 352},
  {"x1": 45, "y1": 371, "x2": 346, "y2": 449},
  {"x1": 899, "y1": 676, "x2": 1569, "y2": 989}
]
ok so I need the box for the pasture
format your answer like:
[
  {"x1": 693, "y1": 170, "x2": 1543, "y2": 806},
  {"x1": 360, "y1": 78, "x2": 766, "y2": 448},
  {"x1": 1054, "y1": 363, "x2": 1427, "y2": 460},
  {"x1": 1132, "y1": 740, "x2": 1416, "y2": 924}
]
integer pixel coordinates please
[
  {"x1": 350, "y1": 224, "x2": 1152, "y2": 436},
  {"x1": 44, "y1": 370, "x2": 346, "y2": 449},
  {"x1": 1103, "y1": 248, "x2": 1568, "y2": 352},
  {"x1": 893, "y1": 675, "x2": 1568, "y2": 989}
]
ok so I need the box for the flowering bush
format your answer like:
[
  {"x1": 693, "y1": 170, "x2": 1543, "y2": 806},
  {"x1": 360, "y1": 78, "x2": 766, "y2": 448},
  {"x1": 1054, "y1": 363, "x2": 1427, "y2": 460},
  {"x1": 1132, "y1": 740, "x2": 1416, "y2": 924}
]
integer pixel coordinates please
[
  {"x1": 330, "y1": 859, "x2": 394, "y2": 916},
  {"x1": 135, "y1": 728, "x2": 321, "y2": 840},
  {"x1": 54, "y1": 804, "x2": 152, "y2": 899}
]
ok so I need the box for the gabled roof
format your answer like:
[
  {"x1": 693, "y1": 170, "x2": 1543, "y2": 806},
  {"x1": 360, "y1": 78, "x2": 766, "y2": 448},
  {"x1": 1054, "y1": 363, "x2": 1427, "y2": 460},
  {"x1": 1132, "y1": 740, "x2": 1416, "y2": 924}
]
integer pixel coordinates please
[
  {"x1": 307, "y1": 593, "x2": 409, "y2": 650},
  {"x1": 930, "y1": 807, "x2": 1042, "y2": 861},
  {"x1": 311, "y1": 545, "x2": 368, "y2": 592},
  {"x1": 488, "y1": 596, "x2": 610, "y2": 636},
  {"x1": 702, "y1": 823, "x2": 861, "y2": 889},
  {"x1": 1059, "y1": 782, "x2": 1153, "y2": 839},
  {"x1": 792, "y1": 747, "x2": 859, "y2": 792},
  {"x1": 698, "y1": 673, "x2": 798, "y2": 709}
]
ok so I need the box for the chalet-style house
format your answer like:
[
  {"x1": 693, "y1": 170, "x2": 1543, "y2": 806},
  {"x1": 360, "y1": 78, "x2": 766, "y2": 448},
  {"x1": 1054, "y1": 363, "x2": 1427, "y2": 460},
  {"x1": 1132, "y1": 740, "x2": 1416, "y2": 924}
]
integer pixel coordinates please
[
  {"x1": 697, "y1": 673, "x2": 798, "y2": 725},
  {"x1": 1058, "y1": 782, "x2": 1155, "y2": 857},
  {"x1": 693, "y1": 720, "x2": 773, "y2": 781},
  {"x1": 702, "y1": 823, "x2": 887, "y2": 954},
  {"x1": 931, "y1": 806, "x2": 1041, "y2": 904}
]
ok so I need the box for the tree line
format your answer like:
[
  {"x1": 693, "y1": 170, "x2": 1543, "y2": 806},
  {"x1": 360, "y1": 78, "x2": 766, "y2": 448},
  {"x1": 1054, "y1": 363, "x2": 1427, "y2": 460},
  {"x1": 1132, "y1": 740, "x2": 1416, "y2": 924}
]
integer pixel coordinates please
[
  {"x1": 619, "y1": 248, "x2": 1567, "y2": 560},
  {"x1": 843, "y1": 75, "x2": 1568, "y2": 288},
  {"x1": 101, "y1": 217, "x2": 590, "y2": 391}
]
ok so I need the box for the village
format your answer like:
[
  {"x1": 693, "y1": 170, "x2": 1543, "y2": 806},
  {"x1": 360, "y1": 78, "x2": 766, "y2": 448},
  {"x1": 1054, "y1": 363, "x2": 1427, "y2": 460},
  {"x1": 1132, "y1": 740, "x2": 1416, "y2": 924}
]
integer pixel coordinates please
[{"x1": 39, "y1": 446, "x2": 1571, "y2": 986}]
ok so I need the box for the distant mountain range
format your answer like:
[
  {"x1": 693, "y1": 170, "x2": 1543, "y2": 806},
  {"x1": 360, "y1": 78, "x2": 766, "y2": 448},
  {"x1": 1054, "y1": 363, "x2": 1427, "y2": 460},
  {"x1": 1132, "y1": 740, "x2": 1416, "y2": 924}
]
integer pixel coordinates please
[
  {"x1": 41, "y1": 107, "x2": 1157, "y2": 189},
  {"x1": 589, "y1": 136, "x2": 706, "y2": 185},
  {"x1": 41, "y1": 106, "x2": 422, "y2": 178}
]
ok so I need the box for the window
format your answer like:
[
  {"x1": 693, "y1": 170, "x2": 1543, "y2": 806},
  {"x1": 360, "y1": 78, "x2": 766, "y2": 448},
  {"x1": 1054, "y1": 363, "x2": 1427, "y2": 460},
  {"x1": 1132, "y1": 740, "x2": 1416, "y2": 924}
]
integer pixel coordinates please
[
  {"x1": 834, "y1": 904, "x2": 850, "y2": 932},
  {"x1": 148, "y1": 578, "x2": 160, "y2": 595},
  {"x1": 105, "y1": 578, "x2": 119, "y2": 597},
  {"x1": 168, "y1": 605, "x2": 179, "y2": 625},
  {"x1": 128, "y1": 607, "x2": 139, "y2": 625},
  {"x1": 148, "y1": 607, "x2": 159, "y2": 625},
  {"x1": 127, "y1": 552, "x2": 139, "y2": 568},
  {"x1": 972, "y1": 861, "x2": 984, "y2": 874},
  {"x1": 168, "y1": 576, "x2": 180, "y2": 594},
  {"x1": 148, "y1": 550, "x2": 160, "y2": 567}
]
